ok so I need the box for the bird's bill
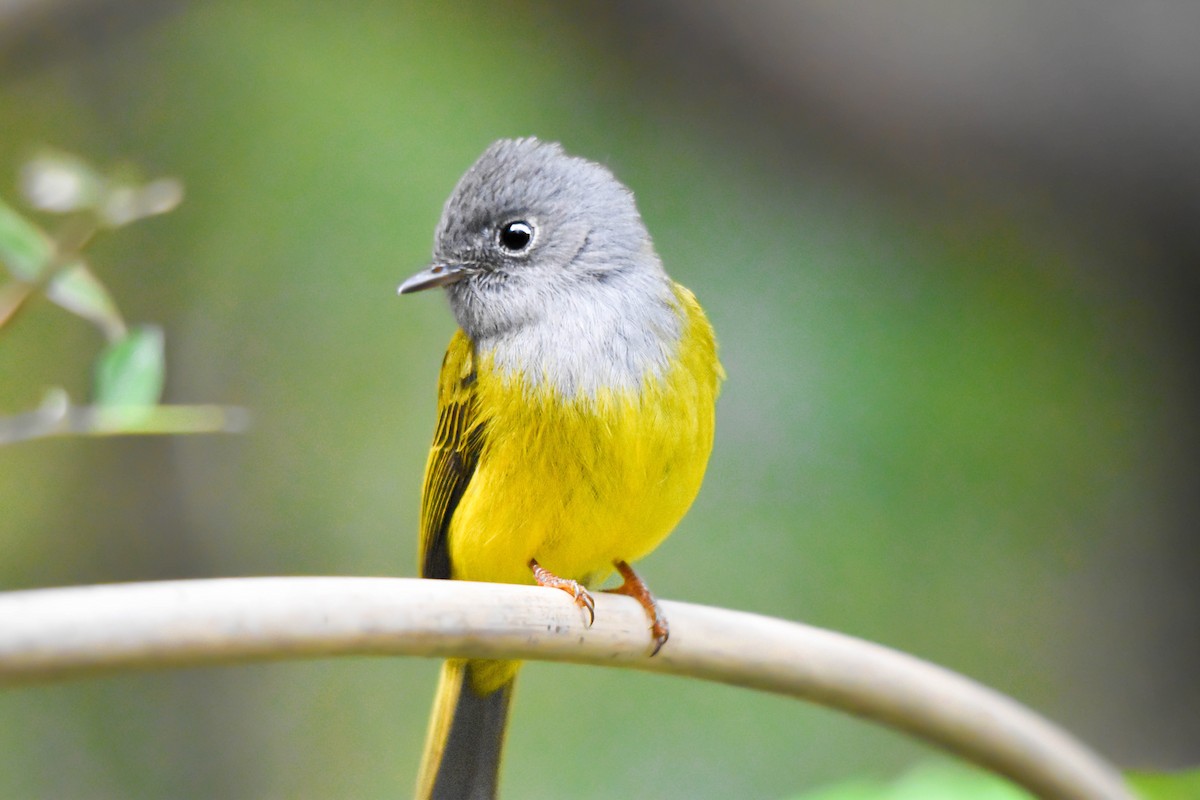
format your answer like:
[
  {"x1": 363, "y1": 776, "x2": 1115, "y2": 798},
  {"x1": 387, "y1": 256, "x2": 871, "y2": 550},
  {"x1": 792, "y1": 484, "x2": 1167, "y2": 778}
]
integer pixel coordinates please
[{"x1": 397, "y1": 263, "x2": 470, "y2": 295}]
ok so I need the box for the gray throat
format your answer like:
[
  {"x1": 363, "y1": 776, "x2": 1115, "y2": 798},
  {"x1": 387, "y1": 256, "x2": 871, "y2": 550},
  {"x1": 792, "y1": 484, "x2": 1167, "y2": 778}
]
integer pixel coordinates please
[{"x1": 473, "y1": 275, "x2": 682, "y2": 399}]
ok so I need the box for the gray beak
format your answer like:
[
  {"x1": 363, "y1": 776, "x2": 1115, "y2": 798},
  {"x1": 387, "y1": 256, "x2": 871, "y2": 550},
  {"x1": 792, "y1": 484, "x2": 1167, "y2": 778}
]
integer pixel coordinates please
[{"x1": 397, "y1": 263, "x2": 471, "y2": 295}]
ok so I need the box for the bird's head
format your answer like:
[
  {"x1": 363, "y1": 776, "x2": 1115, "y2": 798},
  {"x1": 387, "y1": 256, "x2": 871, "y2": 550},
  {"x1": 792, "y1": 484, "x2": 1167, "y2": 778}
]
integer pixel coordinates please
[{"x1": 399, "y1": 138, "x2": 664, "y2": 342}]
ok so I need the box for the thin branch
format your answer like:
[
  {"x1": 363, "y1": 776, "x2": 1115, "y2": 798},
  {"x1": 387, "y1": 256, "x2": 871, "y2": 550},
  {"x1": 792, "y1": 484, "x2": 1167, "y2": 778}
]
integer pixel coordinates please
[
  {"x1": 0, "y1": 400, "x2": 249, "y2": 444},
  {"x1": 0, "y1": 577, "x2": 1133, "y2": 800},
  {"x1": 0, "y1": 214, "x2": 105, "y2": 336}
]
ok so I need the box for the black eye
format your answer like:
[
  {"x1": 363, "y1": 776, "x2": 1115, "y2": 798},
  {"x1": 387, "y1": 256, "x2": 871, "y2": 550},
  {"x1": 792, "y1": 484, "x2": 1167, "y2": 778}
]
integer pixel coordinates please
[{"x1": 497, "y1": 220, "x2": 534, "y2": 252}]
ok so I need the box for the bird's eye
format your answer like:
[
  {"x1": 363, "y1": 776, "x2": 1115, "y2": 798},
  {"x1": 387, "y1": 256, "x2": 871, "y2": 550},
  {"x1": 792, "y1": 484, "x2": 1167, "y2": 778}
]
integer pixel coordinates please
[{"x1": 497, "y1": 220, "x2": 534, "y2": 252}]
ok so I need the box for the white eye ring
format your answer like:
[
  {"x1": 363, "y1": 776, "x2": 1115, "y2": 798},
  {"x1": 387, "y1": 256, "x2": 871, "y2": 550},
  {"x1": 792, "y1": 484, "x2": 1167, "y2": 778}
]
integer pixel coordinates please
[{"x1": 497, "y1": 220, "x2": 534, "y2": 252}]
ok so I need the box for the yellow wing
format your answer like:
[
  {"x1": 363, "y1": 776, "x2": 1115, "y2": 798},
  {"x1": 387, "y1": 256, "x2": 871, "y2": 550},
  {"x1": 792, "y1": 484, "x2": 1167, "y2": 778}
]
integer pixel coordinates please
[{"x1": 418, "y1": 330, "x2": 486, "y2": 579}]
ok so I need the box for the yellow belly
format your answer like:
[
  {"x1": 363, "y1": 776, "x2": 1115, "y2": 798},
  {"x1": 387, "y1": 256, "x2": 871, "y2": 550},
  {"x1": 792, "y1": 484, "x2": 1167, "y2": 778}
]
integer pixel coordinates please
[{"x1": 446, "y1": 287, "x2": 720, "y2": 588}]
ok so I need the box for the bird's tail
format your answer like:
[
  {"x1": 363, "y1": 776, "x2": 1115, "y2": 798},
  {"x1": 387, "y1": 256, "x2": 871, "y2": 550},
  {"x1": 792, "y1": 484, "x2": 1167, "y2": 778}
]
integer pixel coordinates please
[{"x1": 416, "y1": 659, "x2": 518, "y2": 800}]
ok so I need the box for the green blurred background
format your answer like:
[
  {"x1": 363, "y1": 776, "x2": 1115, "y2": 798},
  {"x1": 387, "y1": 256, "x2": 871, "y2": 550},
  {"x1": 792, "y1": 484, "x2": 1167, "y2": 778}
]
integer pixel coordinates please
[{"x1": 1, "y1": 1, "x2": 1197, "y2": 797}]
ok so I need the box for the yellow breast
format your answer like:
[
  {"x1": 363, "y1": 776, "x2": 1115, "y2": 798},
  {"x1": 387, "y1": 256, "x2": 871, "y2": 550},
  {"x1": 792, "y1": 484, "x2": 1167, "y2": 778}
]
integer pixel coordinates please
[{"x1": 444, "y1": 283, "x2": 722, "y2": 587}]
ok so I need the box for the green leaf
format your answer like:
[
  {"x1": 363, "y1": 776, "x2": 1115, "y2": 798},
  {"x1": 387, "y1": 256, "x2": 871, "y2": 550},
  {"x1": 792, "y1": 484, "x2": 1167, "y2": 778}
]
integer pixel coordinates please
[
  {"x1": 788, "y1": 778, "x2": 888, "y2": 800},
  {"x1": 0, "y1": 196, "x2": 53, "y2": 280},
  {"x1": 92, "y1": 325, "x2": 165, "y2": 407},
  {"x1": 1128, "y1": 767, "x2": 1200, "y2": 800},
  {"x1": 46, "y1": 261, "x2": 126, "y2": 340},
  {"x1": 787, "y1": 763, "x2": 1033, "y2": 800}
]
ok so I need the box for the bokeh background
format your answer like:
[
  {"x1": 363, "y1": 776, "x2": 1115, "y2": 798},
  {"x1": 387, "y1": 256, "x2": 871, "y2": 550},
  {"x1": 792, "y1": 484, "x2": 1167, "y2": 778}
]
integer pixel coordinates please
[{"x1": 1, "y1": 1, "x2": 1197, "y2": 797}]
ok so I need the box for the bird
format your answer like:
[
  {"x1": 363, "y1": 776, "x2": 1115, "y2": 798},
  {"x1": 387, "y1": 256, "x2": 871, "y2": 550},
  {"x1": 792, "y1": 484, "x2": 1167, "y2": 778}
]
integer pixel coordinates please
[{"x1": 399, "y1": 137, "x2": 722, "y2": 799}]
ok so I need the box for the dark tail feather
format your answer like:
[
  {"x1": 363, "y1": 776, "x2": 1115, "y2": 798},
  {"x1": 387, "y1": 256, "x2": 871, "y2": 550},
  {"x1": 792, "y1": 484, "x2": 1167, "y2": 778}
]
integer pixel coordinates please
[{"x1": 417, "y1": 660, "x2": 515, "y2": 800}]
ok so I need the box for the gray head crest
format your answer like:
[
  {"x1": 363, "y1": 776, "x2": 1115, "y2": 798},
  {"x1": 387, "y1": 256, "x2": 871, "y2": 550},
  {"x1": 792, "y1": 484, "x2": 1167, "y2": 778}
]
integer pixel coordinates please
[{"x1": 401, "y1": 138, "x2": 681, "y2": 396}]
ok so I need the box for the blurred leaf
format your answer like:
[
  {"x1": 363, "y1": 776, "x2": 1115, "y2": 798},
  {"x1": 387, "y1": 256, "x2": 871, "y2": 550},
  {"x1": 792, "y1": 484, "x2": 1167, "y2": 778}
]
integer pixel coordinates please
[
  {"x1": 92, "y1": 325, "x2": 165, "y2": 408},
  {"x1": 135, "y1": 178, "x2": 186, "y2": 217},
  {"x1": 46, "y1": 261, "x2": 126, "y2": 340},
  {"x1": 1128, "y1": 767, "x2": 1200, "y2": 800},
  {"x1": 88, "y1": 403, "x2": 251, "y2": 437},
  {"x1": 18, "y1": 148, "x2": 184, "y2": 229},
  {"x1": 788, "y1": 778, "x2": 888, "y2": 800},
  {"x1": 0, "y1": 197, "x2": 53, "y2": 280},
  {"x1": 788, "y1": 763, "x2": 1032, "y2": 800},
  {"x1": 99, "y1": 178, "x2": 184, "y2": 227},
  {"x1": 19, "y1": 149, "x2": 104, "y2": 214}
]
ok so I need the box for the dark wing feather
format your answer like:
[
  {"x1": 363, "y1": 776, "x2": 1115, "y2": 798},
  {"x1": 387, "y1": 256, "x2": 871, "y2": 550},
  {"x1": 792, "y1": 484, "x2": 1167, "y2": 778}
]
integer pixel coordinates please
[{"x1": 419, "y1": 332, "x2": 485, "y2": 580}]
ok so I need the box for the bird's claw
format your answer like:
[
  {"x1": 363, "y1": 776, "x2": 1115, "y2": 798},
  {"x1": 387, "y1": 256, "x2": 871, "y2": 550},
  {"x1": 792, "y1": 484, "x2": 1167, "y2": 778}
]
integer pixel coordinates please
[
  {"x1": 648, "y1": 620, "x2": 669, "y2": 657},
  {"x1": 576, "y1": 587, "x2": 596, "y2": 627},
  {"x1": 530, "y1": 558, "x2": 595, "y2": 628},
  {"x1": 606, "y1": 560, "x2": 670, "y2": 656}
]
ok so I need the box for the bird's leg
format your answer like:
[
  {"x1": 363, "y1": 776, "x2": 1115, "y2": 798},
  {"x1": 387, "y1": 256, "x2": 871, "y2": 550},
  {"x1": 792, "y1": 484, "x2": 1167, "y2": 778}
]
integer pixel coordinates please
[
  {"x1": 605, "y1": 560, "x2": 669, "y2": 655},
  {"x1": 529, "y1": 558, "x2": 595, "y2": 627}
]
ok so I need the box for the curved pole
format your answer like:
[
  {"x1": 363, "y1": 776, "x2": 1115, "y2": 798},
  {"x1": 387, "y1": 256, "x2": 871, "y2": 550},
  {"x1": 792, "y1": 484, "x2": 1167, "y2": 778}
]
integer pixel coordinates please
[{"x1": 0, "y1": 577, "x2": 1133, "y2": 800}]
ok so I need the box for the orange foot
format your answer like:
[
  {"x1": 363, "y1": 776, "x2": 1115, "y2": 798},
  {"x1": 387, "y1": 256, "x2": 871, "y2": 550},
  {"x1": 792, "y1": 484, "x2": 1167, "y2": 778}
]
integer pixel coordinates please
[
  {"x1": 529, "y1": 559, "x2": 595, "y2": 626},
  {"x1": 605, "y1": 560, "x2": 669, "y2": 656}
]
